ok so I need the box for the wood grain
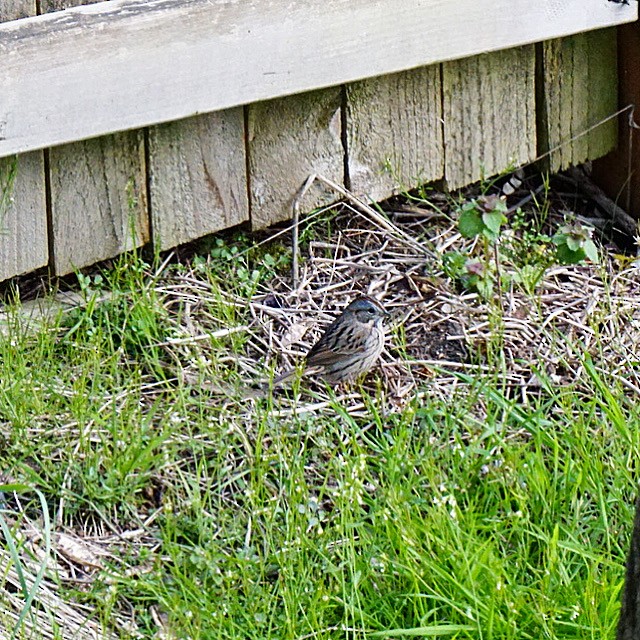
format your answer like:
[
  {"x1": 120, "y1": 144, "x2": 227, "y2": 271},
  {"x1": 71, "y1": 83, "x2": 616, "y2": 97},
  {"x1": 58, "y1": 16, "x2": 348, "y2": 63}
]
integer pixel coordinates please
[
  {"x1": 442, "y1": 45, "x2": 537, "y2": 189},
  {"x1": 49, "y1": 131, "x2": 148, "y2": 275},
  {"x1": 345, "y1": 66, "x2": 444, "y2": 202},
  {"x1": 539, "y1": 28, "x2": 618, "y2": 172},
  {"x1": 0, "y1": 150, "x2": 48, "y2": 281},
  {"x1": 0, "y1": 1, "x2": 47, "y2": 281},
  {"x1": 148, "y1": 109, "x2": 248, "y2": 250},
  {"x1": 42, "y1": 0, "x2": 148, "y2": 276},
  {"x1": 247, "y1": 89, "x2": 343, "y2": 229},
  {"x1": 0, "y1": 0, "x2": 635, "y2": 158},
  {"x1": 1, "y1": 1, "x2": 37, "y2": 20}
]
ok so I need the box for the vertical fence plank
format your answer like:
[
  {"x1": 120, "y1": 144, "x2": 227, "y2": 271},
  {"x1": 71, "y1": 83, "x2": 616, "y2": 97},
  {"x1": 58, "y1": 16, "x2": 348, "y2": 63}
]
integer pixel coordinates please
[
  {"x1": 443, "y1": 45, "x2": 537, "y2": 189},
  {"x1": 0, "y1": 2, "x2": 48, "y2": 281},
  {"x1": 345, "y1": 66, "x2": 444, "y2": 202},
  {"x1": 247, "y1": 88, "x2": 344, "y2": 229},
  {"x1": 148, "y1": 109, "x2": 248, "y2": 251},
  {"x1": 1, "y1": 1, "x2": 36, "y2": 18},
  {"x1": 539, "y1": 28, "x2": 617, "y2": 172},
  {"x1": 49, "y1": 132, "x2": 149, "y2": 273},
  {"x1": 42, "y1": 0, "x2": 149, "y2": 276},
  {"x1": 0, "y1": 150, "x2": 48, "y2": 282}
]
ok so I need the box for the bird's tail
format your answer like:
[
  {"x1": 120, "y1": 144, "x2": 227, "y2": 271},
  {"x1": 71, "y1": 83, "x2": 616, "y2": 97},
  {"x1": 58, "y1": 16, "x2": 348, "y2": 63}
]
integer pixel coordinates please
[{"x1": 272, "y1": 368, "x2": 297, "y2": 386}]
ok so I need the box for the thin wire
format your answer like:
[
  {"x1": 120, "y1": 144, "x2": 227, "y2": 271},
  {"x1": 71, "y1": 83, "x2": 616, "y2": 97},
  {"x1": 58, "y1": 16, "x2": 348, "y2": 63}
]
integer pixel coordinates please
[{"x1": 522, "y1": 103, "x2": 636, "y2": 172}]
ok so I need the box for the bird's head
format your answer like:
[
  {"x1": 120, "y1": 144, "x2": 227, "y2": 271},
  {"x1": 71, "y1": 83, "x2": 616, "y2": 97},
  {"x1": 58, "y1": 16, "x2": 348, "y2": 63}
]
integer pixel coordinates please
[{"x1": 345, "y1": 296, "x2": 388, "y2": 325}]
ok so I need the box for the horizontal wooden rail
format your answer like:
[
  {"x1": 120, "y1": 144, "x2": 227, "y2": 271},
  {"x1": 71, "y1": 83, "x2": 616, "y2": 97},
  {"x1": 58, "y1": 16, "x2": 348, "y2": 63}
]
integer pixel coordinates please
[{"x1": 0, "y1": 0, "x2": 636, "y2": 159}]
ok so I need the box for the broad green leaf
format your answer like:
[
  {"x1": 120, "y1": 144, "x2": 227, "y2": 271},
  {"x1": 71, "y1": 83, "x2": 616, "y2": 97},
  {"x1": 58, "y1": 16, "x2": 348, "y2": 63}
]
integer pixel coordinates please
[
  {"x1": 458, "y1": 209, "x2": 484, "y2": 238},
  {"x1": 565, "y1": 235, "x2": 582, "y2": 251},
  {"x1": 482, "y1": 210, "x2": 506, "y2": 235},
  {"x1": 476, "y1": 276, "x2": 494, "y2": 299},
  {"x1": 556, "y1": 244, "x2": 586, "y2": 265},
  {"x1": 583, "y1": 238, "x2": 599, "y2": 262}
]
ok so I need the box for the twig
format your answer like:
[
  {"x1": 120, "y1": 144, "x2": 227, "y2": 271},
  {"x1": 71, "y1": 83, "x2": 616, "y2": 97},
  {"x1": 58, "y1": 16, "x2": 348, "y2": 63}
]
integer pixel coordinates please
[
  {"x1": 564, "y1": 166, "x2": 638, "y2": 239},
  {"x1": 291, "y1": 174, "x2": 318, "y2": 289},
  {"x1": 290, "y1": 174, "x2": 431, "y2": 288},
  {"x1": 314, "y1": 174, "x2": 431, "y2": 255}
]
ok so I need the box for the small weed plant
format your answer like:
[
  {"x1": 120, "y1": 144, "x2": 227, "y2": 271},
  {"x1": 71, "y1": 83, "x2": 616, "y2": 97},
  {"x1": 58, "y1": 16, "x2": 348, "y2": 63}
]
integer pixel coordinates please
[{"x1": 443, "y1": 181, "x2": 599, "y2": 301}]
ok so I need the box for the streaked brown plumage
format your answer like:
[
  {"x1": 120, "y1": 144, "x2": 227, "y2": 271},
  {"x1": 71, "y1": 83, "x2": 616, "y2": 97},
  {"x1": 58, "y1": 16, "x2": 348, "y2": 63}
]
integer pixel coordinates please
[{"x1": 274, "y1": 296, "x2": 388, "y2": 385}]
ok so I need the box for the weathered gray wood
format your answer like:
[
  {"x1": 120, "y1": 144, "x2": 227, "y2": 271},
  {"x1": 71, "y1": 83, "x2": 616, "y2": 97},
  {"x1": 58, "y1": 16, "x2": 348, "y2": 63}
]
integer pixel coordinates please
[
  {"x1": 539, "y1": 28, "x2": 618, "y2": 172},
  {"x1": 0, "y1": 2, "x2": 48, "y2": 281},
  {"x1": 442, "y1": 45, "x2": 537, "y2": 189},
  {"x1": 1, "y1": 1, "x2": 37, "y2": 20},
  {"x1": 247, "y1": 89, "x2": 343, "y2": 229},
  {"x1": 0, "y1": 0, "x2": 635, "y2": 159},
  {"x1": 40, "y1": 0, "x2": 149, "y2": 276},
  {"x1": 34, "y1": 1, "x2": 101, "y2": 18},
  {"x1": 0, "y1": 150, "x2": 48, "y2": 281},
  {"x1": 345, "y1": 66, "x2": 444, "y2": 202},
  {"x1": 148, "y1": 109, "x2": 248, "y2": 250},
  {"x1": 49, "y1": 132, "x2": 149, "y2": 275}
]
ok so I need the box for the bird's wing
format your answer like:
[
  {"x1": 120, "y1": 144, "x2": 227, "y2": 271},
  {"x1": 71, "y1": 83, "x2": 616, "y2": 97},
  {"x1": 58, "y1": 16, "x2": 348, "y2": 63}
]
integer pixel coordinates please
[{"x1": 306, "y1": 323, "x2": 369, "y2": 367}]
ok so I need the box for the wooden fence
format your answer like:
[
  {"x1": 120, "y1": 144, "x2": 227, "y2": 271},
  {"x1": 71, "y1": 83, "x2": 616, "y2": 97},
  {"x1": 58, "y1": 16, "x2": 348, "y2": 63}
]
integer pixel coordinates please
[{"x1": 0, "y1": 0, "x2": 636, "y2": 282}]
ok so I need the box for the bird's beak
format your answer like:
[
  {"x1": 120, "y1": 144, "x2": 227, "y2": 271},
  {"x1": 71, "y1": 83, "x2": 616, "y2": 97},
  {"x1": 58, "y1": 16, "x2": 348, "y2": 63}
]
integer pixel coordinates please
[{"x1": 384, "y1": 307, "x2": 402, "y2": 322}]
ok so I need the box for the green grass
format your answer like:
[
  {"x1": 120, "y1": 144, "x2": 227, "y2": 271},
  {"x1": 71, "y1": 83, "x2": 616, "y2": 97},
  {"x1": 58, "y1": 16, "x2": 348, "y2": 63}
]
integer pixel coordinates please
[{"x1": 0, "y1": 240, "x2": 636, "y2": 639}]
